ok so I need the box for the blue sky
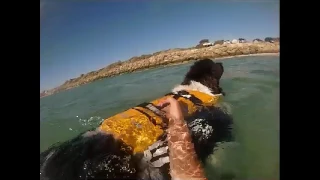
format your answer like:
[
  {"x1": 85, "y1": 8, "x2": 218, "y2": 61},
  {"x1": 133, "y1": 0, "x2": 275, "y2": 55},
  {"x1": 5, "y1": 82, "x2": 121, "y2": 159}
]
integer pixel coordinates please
[{"x1": 40, "y1": 0, "x2": 279, "y2": 91}]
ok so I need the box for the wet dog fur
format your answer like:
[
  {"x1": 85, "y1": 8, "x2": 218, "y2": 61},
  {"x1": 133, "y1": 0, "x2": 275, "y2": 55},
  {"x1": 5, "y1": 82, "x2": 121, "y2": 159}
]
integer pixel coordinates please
[{"x1": 40, "y1": 59, "x2": 233, "y2": 180}]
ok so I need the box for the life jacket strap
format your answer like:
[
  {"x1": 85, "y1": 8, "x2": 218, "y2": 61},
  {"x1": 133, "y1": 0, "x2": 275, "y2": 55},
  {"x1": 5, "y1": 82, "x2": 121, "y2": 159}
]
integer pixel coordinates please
[
  {"x1": 132, "y1": 102, "x2": 168, "y2": 127},
  {"x1": 138, "y1": 103, "x2": 167, "y2": 117},
  {"x1": 165, "y1": 90, "x2": 203, "y2": 106}
]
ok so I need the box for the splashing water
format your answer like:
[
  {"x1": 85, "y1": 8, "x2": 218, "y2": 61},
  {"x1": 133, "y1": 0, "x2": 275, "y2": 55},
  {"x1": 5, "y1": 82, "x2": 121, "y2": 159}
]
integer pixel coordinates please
[
  {"x1": 78, "y1": 116, "x2": 104, "y2": 128},
  {"x1": 69, "y1": 116, "x2": 104, "y2": 131}
]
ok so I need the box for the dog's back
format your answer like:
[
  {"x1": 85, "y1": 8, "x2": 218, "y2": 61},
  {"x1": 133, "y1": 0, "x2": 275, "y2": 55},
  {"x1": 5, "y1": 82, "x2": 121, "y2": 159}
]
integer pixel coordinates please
[
  {"x1": 98, "y1": 88, "x2": 223, "y2": 154},
  {"x1": 40, "y1": 132, "x2": 141, "y2": 180},
  {"x1": 40, "y1": 59, "x2": 233, "y2": 180}
]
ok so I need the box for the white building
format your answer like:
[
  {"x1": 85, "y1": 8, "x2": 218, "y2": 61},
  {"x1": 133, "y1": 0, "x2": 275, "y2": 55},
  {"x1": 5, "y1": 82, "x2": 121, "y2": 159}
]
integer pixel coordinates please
[
  {"x1": 223, "y1": 40, "x2": 231, "y2": 44},
  {"x1": 231, "y1": 39, "x2": 239, "y2": 44},
  {"x1": 253, "y1": 39, "x2": 263, "y2": 43},
  {"x1": 202, "y1": 42, "x2": 213, "y2": 47}
]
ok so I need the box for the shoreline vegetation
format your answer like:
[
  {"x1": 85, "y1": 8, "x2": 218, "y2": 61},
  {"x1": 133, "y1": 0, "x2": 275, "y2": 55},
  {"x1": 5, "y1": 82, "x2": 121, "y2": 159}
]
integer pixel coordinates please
[{"x1": 40, "y1": 41, "x2": 279, "y2": 98}]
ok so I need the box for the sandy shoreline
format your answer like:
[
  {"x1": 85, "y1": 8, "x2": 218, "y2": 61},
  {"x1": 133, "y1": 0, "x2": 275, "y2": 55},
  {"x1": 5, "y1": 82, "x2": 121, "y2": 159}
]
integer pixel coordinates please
[
  {"x1": 160, "y1": 52, "x2": 279, "y2": 69},
  {"x1": 214, "y1": 52, "x2": 279, "y2": 61},
  {"x1": 41, "y1": 52, "x2": 279, "y2": 99},
  {"x1": 40, "y1": 52, "x2": 280, "y2": 98}
]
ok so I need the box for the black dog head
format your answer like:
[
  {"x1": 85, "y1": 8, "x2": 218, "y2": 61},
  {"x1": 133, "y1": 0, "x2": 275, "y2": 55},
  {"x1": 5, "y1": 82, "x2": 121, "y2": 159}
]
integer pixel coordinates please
[{"x1": 181, "y1": 59, "x2": 225, "y2": 95}]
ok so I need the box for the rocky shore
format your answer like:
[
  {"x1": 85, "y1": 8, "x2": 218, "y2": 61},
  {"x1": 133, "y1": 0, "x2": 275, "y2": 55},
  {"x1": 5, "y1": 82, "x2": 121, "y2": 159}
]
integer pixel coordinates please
[{"x1": 41, "y1": 42, "x2": 279, "y2": 97}]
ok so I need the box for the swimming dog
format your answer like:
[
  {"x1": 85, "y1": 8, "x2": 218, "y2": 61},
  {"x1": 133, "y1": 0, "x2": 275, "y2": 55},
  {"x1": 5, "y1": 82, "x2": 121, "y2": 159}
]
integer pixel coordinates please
[{"x1": 40, "y1": 59, "x2": 233, "y2": 180}]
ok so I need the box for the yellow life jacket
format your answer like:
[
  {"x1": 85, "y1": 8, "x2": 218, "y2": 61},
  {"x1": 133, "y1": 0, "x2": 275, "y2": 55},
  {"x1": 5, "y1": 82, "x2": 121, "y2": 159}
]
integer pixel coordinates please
[{"x1": 99, "y1": 90, "x2": 223, "y2": 153}]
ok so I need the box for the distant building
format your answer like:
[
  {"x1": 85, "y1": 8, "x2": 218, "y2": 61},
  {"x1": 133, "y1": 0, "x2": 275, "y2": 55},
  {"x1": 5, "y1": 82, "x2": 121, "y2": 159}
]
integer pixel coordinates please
[
  {"x1": 223, "y1": 40, "x2": 231, "y2": 44},
  {"x1": 238, "y1": 38, "x2": 246, "y2": 43},
  {"x1": 265, "y1": 37, "x2": 275, "y2": 43},
  {"x1": 231, "y1": 39, "x2": 239, "y2": 44},
  {"x1": 214, "y1": 40, "x2": 224, "y2": 46},
  {"x1": 202, "y1": 42, "x2": 213, "y2": 47},
  {"x1": 253, "y1": 38, "x2": 263, "y2": 43}
]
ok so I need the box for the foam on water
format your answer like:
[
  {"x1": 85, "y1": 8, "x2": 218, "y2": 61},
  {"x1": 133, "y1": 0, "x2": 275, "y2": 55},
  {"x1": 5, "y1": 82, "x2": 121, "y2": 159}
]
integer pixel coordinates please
[{"x1": 78, "y1": 116, "x2": 104, "y2": 127}]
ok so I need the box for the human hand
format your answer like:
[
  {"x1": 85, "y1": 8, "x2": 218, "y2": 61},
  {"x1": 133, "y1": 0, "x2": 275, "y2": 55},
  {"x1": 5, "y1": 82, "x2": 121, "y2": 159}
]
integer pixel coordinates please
[{"x1": 158, "y1": 97, "x2": 184, "y2": 125}]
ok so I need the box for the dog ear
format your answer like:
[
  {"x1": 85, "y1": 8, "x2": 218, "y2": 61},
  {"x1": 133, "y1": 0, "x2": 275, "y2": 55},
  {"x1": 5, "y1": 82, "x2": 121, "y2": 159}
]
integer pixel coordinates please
[
  {"x1": 212, "y1": 62, "x2": 224, "y2": 80},
  {"x1": 183, "y1": 59, "x2": 215, "y2": 81}
]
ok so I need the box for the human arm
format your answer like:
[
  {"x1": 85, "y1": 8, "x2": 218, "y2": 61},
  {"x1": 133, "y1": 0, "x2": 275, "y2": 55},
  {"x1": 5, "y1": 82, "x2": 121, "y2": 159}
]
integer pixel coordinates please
[{"x1": 159, "y1": 97, "x2": 207, "y2": 180}]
